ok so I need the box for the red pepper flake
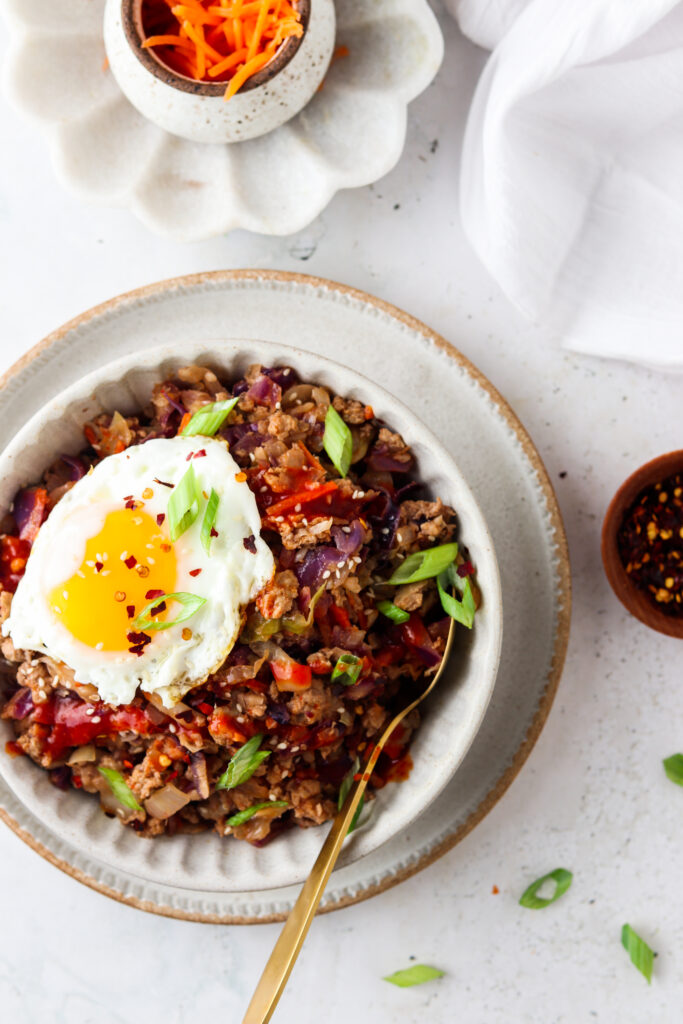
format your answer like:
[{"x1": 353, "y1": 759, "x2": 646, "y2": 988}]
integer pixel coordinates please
[
  {"x1": 156, "y1": 513, "x2": 166, "y2": 526},
  {"x1": 618, "y1": 470, "x2": 683, "y2": 616},
  {"x1": 123, "y1": 494, "x2": 133, "y2": 501},
  {"x1": 193, "y1": 449, "x2": 207, "y2": 459},
  {"x1": 127, "y1": 630, "x2": 151, "y2": 646},
  {"x1": 124, "y1": 555, "x2": 137, "y2": 569},
  {"x1": 94, "y1": 561, "x2": 104, "y2": 573},
  {"x1": 185, "y1": 451, "x2": 195, "y2": 462},
  {"x1": 189, "y1": 568, "x2": 202, "y2": 577},
  {"x1": 166, "y1": 770, "x2": 178, "y2": 782},
  {"x1": 198, "y1": 701, "x2": 213, "y2": 715},
  {"x1": 126, "y1": 604, "x2": 135, "y2": 619},
  {"x1": 492, "y1": 884, "x2": 500, "y2": 895},
  {"x1": 154, "y1": 477, "x2": 173, "y2": 489},
  {"x1": 124, "y1": 499, "x2": 137, "y2": 510},
  {"x1": 129, "y1": 644, "x2": 146, "y2": 657},
  {"x1": 457, "y1": 561, "x2": 474, "y2": 578},
  {"x1": 123, "y1": 759, "x2": 134, "y2": 769},
  {"x1": 210, "y1": 527, "x2": 218, "y2": 538},
  {"x1": 72, "y1": 775, "x2": 83, "y2": 788},
  {"x1": 145, "y1": 589, "x2": 164, "y2": 601},
  {"x1": 243, "y1": 535, "x2": 257, "y2": 554},
  {"x1": 235, "y1": 471, "x2": 247, "y2": 482}
]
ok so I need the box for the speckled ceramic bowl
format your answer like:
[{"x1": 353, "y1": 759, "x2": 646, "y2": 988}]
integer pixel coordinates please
[
  {"x1": 0, "y1": 339, "x2": 502, "y2": 894},
  {"x1": 103, "y1": 0, "x2": 336, "y2": 143}
]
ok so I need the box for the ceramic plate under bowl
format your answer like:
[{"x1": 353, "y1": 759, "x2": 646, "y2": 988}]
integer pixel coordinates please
[
  {"x1": 0, "y1": 340, "x2": 502, "y2": 894},
  {"x1": 0, "y1": 272, "x2": 570, "y2": 921}
]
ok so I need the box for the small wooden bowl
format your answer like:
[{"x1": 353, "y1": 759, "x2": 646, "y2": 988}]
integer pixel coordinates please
[{"x1": 601, "y1": 450, "x2": 683, "y2": 638}]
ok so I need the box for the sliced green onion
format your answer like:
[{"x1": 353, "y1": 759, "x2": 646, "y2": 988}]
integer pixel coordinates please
[
  {"x1": 201, "y1": 488, "x2": 220, "y2": 555},
  {"x1": 133, "y1": 592, "x2": 206, "y2": 632},
  {"x1": 226, "y1": 801, "x2": 288, "y2": 828},
  {"x1": 663, "y1": 753, "x2": 683, "y2": 786},
  {"x1": 383, "y1": 965, "x2": 444, "y2": 988},
  {"x1": 331, "y1": 652, "x2": 362, "y2": 687},
  {"x1": 621, "y1": 924, "x2": 654, "y2": 984},
  {"x1": 323, "y1": 404, "x2": 352, "y2": 478},
  {"x1": 437, "y1": 568, "x2": 476, "y2": 629},
  {"x1": 167, "y1": 463, "x2": 201, "y2": 542},
  {"x1": 181, "y1": 397, "x2": 239, "y2": 438},
  {"x1": 338, "y1": 756, "x2": 364, "y2": 833},
  {"x1": 519, "y1": 868, "x2": 573, "y2": 909},
  {"x1": 387, "y1": 542, "x2": 459, "y2": 586},
  {"x1": 282, "y1": 584, "x2": 326, "y2": 634},
  {"x1": 376, "y1": 599, "x2": 410, "y2": 624},
  {"x1": 216, "y1": 735, "x2": 271, "y2": 791},
  {"x1": 98, "y1": 766, "x2": 143, "y2": 812}
]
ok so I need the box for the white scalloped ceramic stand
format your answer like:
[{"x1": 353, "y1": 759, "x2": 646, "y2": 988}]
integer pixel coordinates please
[{"x1": 1, "y1": 0, "x2": 444, "y2": 239}]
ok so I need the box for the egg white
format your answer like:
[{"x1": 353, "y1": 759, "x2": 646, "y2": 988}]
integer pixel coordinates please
[{"x1": 4, "y1": 436, "x2": 275, "y2": 706}]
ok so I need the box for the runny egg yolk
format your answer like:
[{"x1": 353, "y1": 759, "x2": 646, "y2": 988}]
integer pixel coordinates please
[{"x1": 48, "y1": 508, "x2": 177, "y2": 651}]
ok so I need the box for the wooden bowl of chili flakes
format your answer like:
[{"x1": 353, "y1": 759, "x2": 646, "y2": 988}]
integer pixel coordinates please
[{"x1": 602, "y1": 450, "x2": 683, "y2": 639}]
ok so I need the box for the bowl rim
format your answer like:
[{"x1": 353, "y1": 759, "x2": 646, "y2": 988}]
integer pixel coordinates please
[
  {"x1": 121, "y1": 0, "x2": 310, "y2": 96},
  {"x1": 601, "y1": 449, "x2": 683, "y2": 639},
  {"x1": 0, "y1": 268, "x2": 571, "y2": 924},
  {"x1": 0, "y1": 336, "x2": 503, "y2": 893}
]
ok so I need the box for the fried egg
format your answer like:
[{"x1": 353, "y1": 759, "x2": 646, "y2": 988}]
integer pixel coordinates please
[{"x1": 4, "y1": 436, "x2": 274, "y2": 706}]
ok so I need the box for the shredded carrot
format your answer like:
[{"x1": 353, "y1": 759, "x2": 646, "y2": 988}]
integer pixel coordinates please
[{"x1": 139, "y1": 0, "x2": 303, "y2": 98}]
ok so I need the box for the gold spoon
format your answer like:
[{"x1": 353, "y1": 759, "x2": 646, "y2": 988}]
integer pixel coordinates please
[{"x1": 242, "y1": 612, "x2": 456, "y2": 1024}]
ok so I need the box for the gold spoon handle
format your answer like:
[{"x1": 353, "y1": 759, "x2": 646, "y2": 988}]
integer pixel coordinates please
[
  {"x1": 242, "y1": 614, "x2": 456, "y2": 1024},
  {"x1": 241, "y1": 748, "x2": 380, "y2": 1024}
]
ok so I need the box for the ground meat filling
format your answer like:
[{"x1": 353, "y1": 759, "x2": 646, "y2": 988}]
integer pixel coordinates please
[{"x1": 0, "y1": 364, "x2": 468, "y2": 846}]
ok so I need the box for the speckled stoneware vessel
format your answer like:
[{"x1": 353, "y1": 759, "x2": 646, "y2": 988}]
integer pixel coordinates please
[
  {"x1": 103, "y1": 0, "x2": 335, "y2": 143},
  {"x1": 0, "y1": 272, "x2": 570, "y2": 922},
  {"x1": 0, "y1": 337, "x2": 502, "y2": 895}
]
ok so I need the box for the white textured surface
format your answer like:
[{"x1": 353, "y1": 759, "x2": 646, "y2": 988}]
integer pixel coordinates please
[{"x1": 0, "y1": 5, "x2": 682, "y2": 1024}]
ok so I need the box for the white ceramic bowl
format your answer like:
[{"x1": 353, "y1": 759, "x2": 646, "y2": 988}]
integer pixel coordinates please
[
  {"x1": 103, "y1": 0, "x2": 336, "y2": 143},
  {"x1": 0, "y1": 340, "x2": 502, "y2": 893}
]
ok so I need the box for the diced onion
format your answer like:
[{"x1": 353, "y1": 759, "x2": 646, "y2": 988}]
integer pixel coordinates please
[{"x1": 144, "y1": 783, "x2": 192, "y2": 820}]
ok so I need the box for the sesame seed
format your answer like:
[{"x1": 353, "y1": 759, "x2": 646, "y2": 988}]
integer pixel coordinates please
[
  {"x1": 381, "y1": 528, "x2": 390, "y2": 534},
  {"x1": 147, "y1": 557, "x2": 155, "y2": 565},
  {"x1": 249, "y1": 453, "x2": 256, "y2": 462},
  {"x1": 120, "y1": 551, "x2": 129, "y2": 561},
  {"x1": 95, "y1": 642, "x2": 103, "y2": 651},
  {"x1": 86, "y1": 560, "x2": 95, "y2": 567},
  {"x1": 85, "y1": 707, "x2": 95, "y2": 716},
  {"x1": 77, "y1": 571, "x2": 85, "y2": 579},
  {"x1": 237, "y1": 716, "x2": 245, "y2": 723},
  {"x1": 290, "y1": 746, "x2": 299, "y2": 753},
  {"x1": 269, "y1": 793, "x2": 278, "y2": 801},
  {"x1": 322, "y1": 570, "x2": 331, "y2": 579},
  {"x1": 168, "y1": 724, "x2": 177, "y2": 733},
  {"x1": 62, "y1": 591, "x2": 69, "y2": 600},
  {"x1": 146, "y1": 544, "x2": 154, "y2": 550},
  {"x1": 337, "y1": 561, "x2": 345, "y2": 568},
  {"x1": 235, "y1": 704, "x2": 243, "y2": 713},
  {"x1": 302, "y1": 518, "x2": 309, "y2": 526},
  {"x1": 342, "y1": 526, "x2": 351, "y2": 533},
  {"x1": 55, "y1": 607, "x2": 62, "y2": 615},
  {"x1": 91, "y1": 716, "x2": 101, "y2": 724},
  {"x1": 96, "y1": 553, "x2": 103, "y2": 562},
  {"x1": 101, "y1": 570, "x2": 111, "y2": 576},
  {"x1": 335, "y1": 570, "x2": 341, "y2": 578},
  {"x1": 260, "y1": 486, "x2": 267, "y2": 492},
  {"x1": 277, "y1": 742, "x2": 287, "y2": 750},
  {"x1": 295, "y1": 504, "x2": 302, "y2": 512}
]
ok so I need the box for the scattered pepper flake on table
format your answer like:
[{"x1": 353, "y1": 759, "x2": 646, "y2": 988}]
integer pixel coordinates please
[{"x1": 617, "y1": 471, "x2": 683, "y2": 616}]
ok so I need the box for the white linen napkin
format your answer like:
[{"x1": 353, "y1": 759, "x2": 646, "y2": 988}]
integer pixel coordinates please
[{"x1": 445, "y1": 0, "x2": 683, "y2": 369}]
